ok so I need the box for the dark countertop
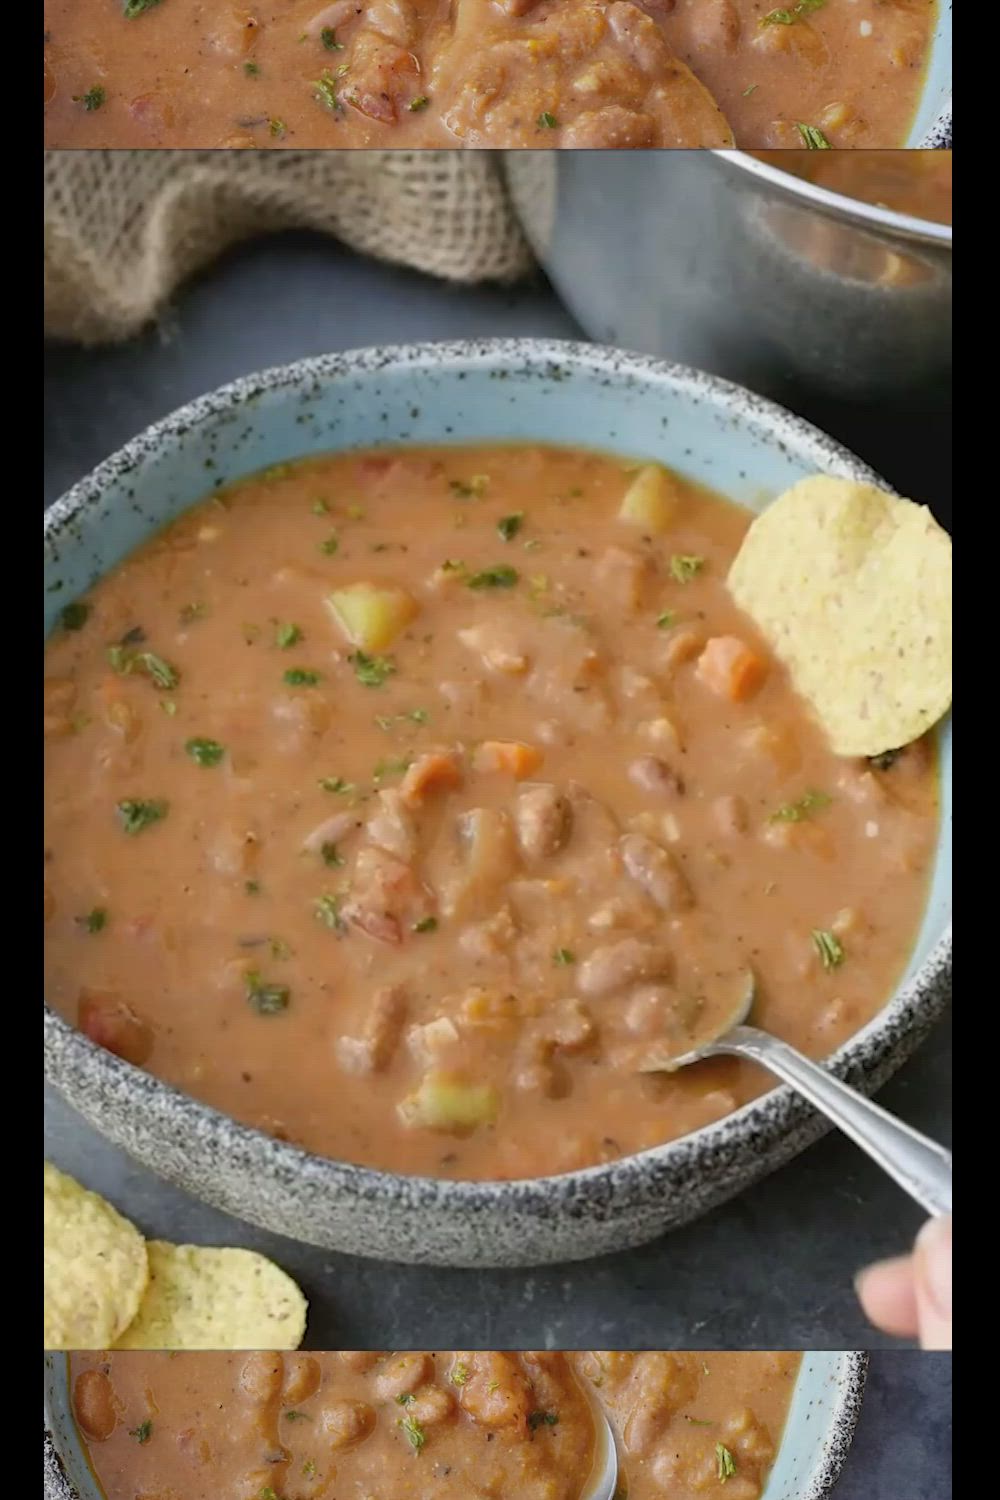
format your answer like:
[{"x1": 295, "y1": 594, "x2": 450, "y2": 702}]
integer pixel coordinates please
[{"x1": 44, "y1": 232, "x2": 952, "y2": 1353}]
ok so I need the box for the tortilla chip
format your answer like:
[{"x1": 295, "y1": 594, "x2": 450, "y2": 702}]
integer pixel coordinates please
[
  {"x1": 113, "y1": 1242, "x2": 307, "y2": 1350},
  {"x1": 44, "y1": 1162, "x2": 149, "y2": 1349},
  {"x1": 728, "y1": 475, "x2": 951, "y2": 756}
]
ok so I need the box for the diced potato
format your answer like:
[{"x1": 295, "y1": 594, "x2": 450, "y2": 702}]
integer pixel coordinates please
[
  {"x1": 618, "y1": 465, "x2": 680, "y2": 534},
  {"x1": 397, "y1": 1072, "x2": 500, "y2": 1132},
  {"x1": 327, "y1": 583, "x2": 417, "y2": 651}
]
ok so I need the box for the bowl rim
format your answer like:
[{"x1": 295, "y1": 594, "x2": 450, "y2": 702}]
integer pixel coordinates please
[
  {"x1": 44, "y1": 337, "x2": 952, "y2": 1232},
  {"x1": 42, "y1": 1351, "x2": 870, "y2": 1500},
  {"x1": 716, "y1": 150, "x2": 952, "y2": 249}
]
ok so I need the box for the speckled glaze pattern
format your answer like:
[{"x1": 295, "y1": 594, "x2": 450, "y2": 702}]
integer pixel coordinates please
[
  {"x1": 43, "y1": 1351, "x2": 868, "y2": 1500},
  {"x1": 44, "y1": 339, "x2": 952, "y2": 1268}
]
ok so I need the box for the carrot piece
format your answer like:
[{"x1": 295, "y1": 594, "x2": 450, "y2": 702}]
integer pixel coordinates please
[
  {"x1": 472, "y1": 740, "x2": 544, "y2": 778},
  {"x1": 399, "y1": 750, "x2": 463, "y2": 807},
  {"x1": 696, "y1": 636, "x2": 768, "y2": 702}
]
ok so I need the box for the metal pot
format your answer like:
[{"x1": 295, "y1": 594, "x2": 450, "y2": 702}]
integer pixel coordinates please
[{"x1": 506, "y1": 151, "x2": 952, "y2": 408}]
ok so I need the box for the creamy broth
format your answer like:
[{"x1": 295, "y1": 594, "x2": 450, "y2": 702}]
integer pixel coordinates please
[
  {"x1": 753, "y1": 147, "x2": 952, "y2": 224},
  {"x1": 43, "y1": 0, "x2": 934, "y2": 149},
  {"x1": 70, "y1": 1350, "x2": 801, "y2": 1500},
  {"x1": 44, "y1": 444, "x2": 938, "y2": 1180}
]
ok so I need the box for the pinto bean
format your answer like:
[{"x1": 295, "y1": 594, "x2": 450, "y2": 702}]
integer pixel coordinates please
[
  {"x1": 239, "y1": 1352, "x2": 284, "y2": 1404},
  {"x1": 619, "y1": 833, "x2": 692, "y2": 912},
  {"x1": 628, "y1": 756, "x2": 684, "y2": 797},
  {"x1": 74, "y1": 1370, "x2": 118, "y2": 1442},
  {"x1": 282, "y1": 1354, "x2": 322, "y2": 1405},
  {"x1": 317, "y1": 1399, "x2": 375, "y2": 1449},
  {"x1": 335, "y1": 984, "x2": 407, "y2": 1075},
  {"x1": 514, "y1": 783, "x2": 572, "y2": 861},
  {"x1": 578, "y1": 938, "x2": 672, "y2": 997},
  {"x1": 373, "y1": 1352, "x2": 431, "y2": 1400}
]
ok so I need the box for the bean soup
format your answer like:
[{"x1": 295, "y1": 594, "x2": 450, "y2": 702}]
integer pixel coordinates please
[
  {"x1": 70, "y1": 1349, "x2": 801, "y2": 1499},
  {"x1": 752, "y1": 147, "x2": 953, "y2": 224},
  {"x1": 43, "y1": 0, "x2": 935, "y2": 149},
  {"x1": 44, "y1": 444, "x2": 938, "y2": 1180}
]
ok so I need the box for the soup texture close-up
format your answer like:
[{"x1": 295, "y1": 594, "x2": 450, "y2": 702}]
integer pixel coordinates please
[
  {"x1": 69, "y1": 1349, "x2": 801, "y2": 1500},
  {"x1": 44, "y1": 444, "x2": 938, "y2": 1181},
  {"x1": 43, "y1": 0, "x2": 935, "y2": 149},
  {"x1": 752, "y1": 148, "x2": 953, "y2": 225}
]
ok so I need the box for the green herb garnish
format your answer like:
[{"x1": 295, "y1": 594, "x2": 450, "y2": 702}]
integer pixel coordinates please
[
  {"x1": 284, "y1": 668, "x2": 321, "y2": 686},
  {"x1": 413, "y1": 916, "x2": 438, "y2": 933},
  {"x1": 656, "y1": 611, "x2": 676, "y2": 629},
  {"x1": 373, "y1": 757, "x2": 412, "y2": 784},
  {"x1": 797, "y1": 122, "x2": 832, "y2": 149},
  {"x1": 554, "y1": 948, "x2": 575, "y2": 966},
  {"x1": 123, "y1": 0, "x2": 161, "y2": 16},
  {"x1": 246, "y1": 971, "x2": 290, "y2": 1015},
  {"x1": 269, "y1": 118, "x2": 286, "y2": 137},
  {"x1": 185, "y1": 737, "x2": 224, "y2": 768},
  {"x1": 771, "y1": 790, "x2": 831, "y2": 822},
  {"x1": 117, "y1": 799, "x2": 167, "y2": 836},
  {"x1": 669, "y1": 555, "x2": 705, "y2": 583},
  {"x1": 73, "y1": 85, "x2": 106, "y2": 109},
  {"x1": 284, "y1": 1410, "x2": 312, "y2": 1421},
  {"x1": 375, "y1": 708, "x2": 429, "y2": 730},
  {"x1": 742, "y1": 82, "x2": 758, "y2": 95},
  {"x1": 449, "y1": 475, "x2": 489, "y2": 498},
  {"x1": 400, "y1": 1415, "x2": 426, "y2": 1452},
  {"x1": 497, "y1": 512, "x2": 524, "y2": 542},
  {"x1": 107, "y1": 646, "x2": 179, "y2": 689},
  {"x1": 321, "y1": 842, "x2": 344, "y2": 867},
  {"x1": 812, "y1": 929, "x2": 845, "y2": 971},
  {"x1": 129, "y1": 1421, "x2": 152, "y2": 1444},
  {"x1": 77, "y1": 908, "x2": 108, "y2": 934},
  {"x1": 450, "y1": 1362, "x2": 469, "y2": 1386},
  {"x1": 314, "y1": 894, "x2": 346, "y2": 931},
  {"x1": 319, "y1": 533, "x2": 339, "y2": 556},
  {"x1": 243, "y1": 60, "x2": 260, "y2": 75},
  {"x1": 537, "y1": 112, "x2": 558, "y2": 128},
  {"x1": 716, "y1": 1444, "x2": 737, "y2": 1481},
  {"x1": 275, "y1": 622, "x2": 303, "y2": 649},
  {"x1": 528, "y1": 1410, "x2": 559, "y2": 1430},
  {"x1": 60, "y1": 601, "x2": 91, "y2": 631},
  {"x1": 179, "y1": 602, "x2": 207, "y2": 624},
  {"x1": 320, "y1": 25, "x2": 343, "y2": 48},
  {"x1": 318, "y1": 775, "x2": 355, "y2": 795},
  {"x1": 468, "y1": 565, "x2": 518, "y2": 590},
  {"x1": 349, "y1": 651, "x2": 396, "y2": 687},
  {"x1": 685, "y1": 1416, "x2": 715, "y2": 1427},
  {"x1": 314, "y1": 70, "x2": 344, "y2": 111},
  {"x1": 245, "y1": 880, "x2": 261, "y2": 895},
  {"x1": 409, "y1": 95, "x2": 430, "y2": 111},
  {"x1": 396, "y1": 1392, "x2": 416, "y2": 1406}
]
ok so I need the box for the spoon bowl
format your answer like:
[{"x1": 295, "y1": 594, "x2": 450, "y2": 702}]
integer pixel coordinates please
[{"x1": 581, "y1": 1381, "x2": 619, "y2": 1500}]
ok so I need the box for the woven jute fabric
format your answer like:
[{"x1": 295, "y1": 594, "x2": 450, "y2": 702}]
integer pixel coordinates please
[{"x1": 44, "y1": 150, "x2": 536, "y2": 345}]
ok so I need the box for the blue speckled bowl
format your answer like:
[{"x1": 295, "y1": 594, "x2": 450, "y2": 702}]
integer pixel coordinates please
[
  {"x1": 43, "y1": 1351, "x2": 868, "y2": 1500},
  {"x1": 912, "y1": 2, "x2": 952, "y2": 146},
  {"x1": 44, "y1": 339, "x2": 952, "y2": 1268}
]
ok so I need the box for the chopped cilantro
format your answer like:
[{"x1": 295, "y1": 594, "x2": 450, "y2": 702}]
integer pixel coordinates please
[
  {"x1": 275, "y1": 622, "x2": 303, "y2": 649},
  {"x1": 468, "y1": 565, "x2": 518, "y2": 590},
  {"x1": 450, "y1": 1362, "x2": 470, "y2": 1386},
  {"x1": 669, "y1": 555, "x2": 705, "y2": 583},
  {"x1": 396, "y1": 1392, "x2": 416, "y2": 1406},
  {"x1": 269, "y1": 118, "x2": 286, "y2": 137},
  {"x1": 73, "y1": 85, "x2": 106, "y2": 109},
  {"x1": 319, "y1": 533, "x2": 339, "y2": 556},
  {"x1": 117, "y1": 799, "x2": 167, "y2": 836},
  {"x1": 320, "y1": 25, "x2": 343, "y2": 48},
  {"x1": 537, "y1": 112, "x2": 558, "y2": 128},
  {"x1": 284, "y1": 1409, "x2": 312, "y2": 1421},
  {"x1": 812, "y1": 929, "x2": 845, "y2": 971},
  {"x1": 318, "y1": 775, "x2": 356, "y2": 795},
  {"x1": 413, "y1": 916, "x2": 438, "y2": 933},
  {"x1": 321, "y1": 842, "x2": 344, "y2": 867},
  {"x1": 123, "y1": 0, "x2": 161, "y2": 16},
  {"x1": 528, "y1": 1410, "x2": 559, "y2": 1430},
  {"x1": 349, "y1": 651, "x2": 396, "y2": 687},
  {"x1": 284, "y1": 668, "x2": 321, "y2": 686},
  {"x1": 129, "y1": 1421, "x2": 152, "y2": 1444},
  {"x1": 399, "y1": 1415, "x2": 426, "y2": 1452},
  {"x1": 246, "y1": 971, "x2": 290, "y2": 1015},
  {"x1": 656, "y1": 611, "x2": 676, "y2": 629},
  {"x1": 716, "y1": 1443, "x2": 737, "y2": 1481},
  {"x1": 314, "y1": 71, "x2": 344, "y2": 111},
  {"x1": 497, "y1": 512, "x2": 524, "y2": 541},
  {"x1": 314, "y1": 894, "x2": 345, "y2": 931},
  {"x1": 554, "y1": 947, "x2": 575, "y2": 966},
  {"x1": 771, "y1": 790, "x2": 831, "y2": 822},
  {"x1": 243, "y1": 60, "x2": 260, "y2": 75},
  {"x1": 409, "y1": 95, "x2": 430, "y2": 111},
  {"x1": 185, "y1": 737, "x2": 224, "y2": 768},
  {"x1": 77, "y1": 908, "x2": 108, "y2": 934}
]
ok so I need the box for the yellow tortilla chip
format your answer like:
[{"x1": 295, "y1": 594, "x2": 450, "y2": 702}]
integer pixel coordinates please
[
  {"x1": 44, "y1": 1162, "x2": 149, "y2": 1349},
  {"x1": 114, "y1": 1242, "x2": 308, "y2": 1350},
  {"x1": 728, "y1": 475, "x2": 951, "y2": 756}
]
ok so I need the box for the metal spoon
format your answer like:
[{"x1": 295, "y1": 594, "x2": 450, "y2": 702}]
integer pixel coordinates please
[
  {"x1": 581, "y1": 1380, "x2": 619, "y2": 1500},
  {"x1": 638, "y1": 974, "x2": 952, "y2": 1218}
]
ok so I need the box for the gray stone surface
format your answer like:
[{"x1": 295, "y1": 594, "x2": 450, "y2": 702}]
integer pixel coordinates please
[
  {"x1": 45, "y1": 233, "x2": 952, "y2": 1351},
  {"x1": 839, "y1": 1353, "x2": 951, "y2": 1499}
]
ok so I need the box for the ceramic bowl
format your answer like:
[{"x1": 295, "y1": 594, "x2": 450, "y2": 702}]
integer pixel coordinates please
[
  {"x1": 44, "y1": 339, "x2": 952, "y2": 1267},
  {"x1": 43, "y1": 1351, "x2": 867, "y2": 1500}
]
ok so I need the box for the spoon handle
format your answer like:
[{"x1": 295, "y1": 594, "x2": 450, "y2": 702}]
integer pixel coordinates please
[{"x1": 715, "y1": 1025, "x2": 952, "y2": 1218}]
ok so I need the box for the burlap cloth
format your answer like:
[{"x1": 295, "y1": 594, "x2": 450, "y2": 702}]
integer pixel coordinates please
[{"x1": 44, "y1": 150, "x2": 537, "y2": 345}]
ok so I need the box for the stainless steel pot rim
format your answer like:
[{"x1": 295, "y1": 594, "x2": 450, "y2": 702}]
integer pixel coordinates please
[{"x1": 716, "y1": 150, "x2": 952, "y2": 250}]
